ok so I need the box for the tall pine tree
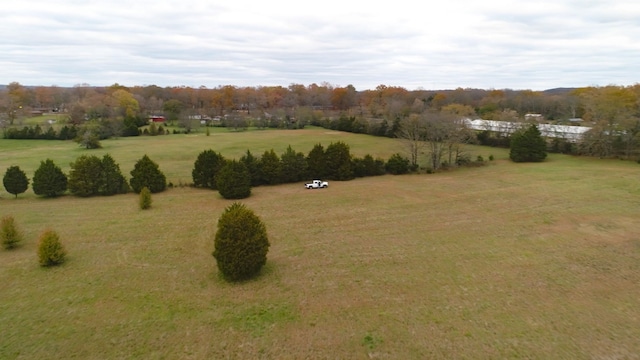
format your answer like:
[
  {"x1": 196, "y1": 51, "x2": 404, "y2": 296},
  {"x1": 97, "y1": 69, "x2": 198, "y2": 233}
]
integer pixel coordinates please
[{"x1": 510, "y1": 124, "x2": 548, "y2": 162}]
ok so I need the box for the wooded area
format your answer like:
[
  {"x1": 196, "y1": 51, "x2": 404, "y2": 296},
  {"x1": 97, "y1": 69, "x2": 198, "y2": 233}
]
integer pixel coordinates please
[{"x1": 1, "y1": 82, "x2": 639, "y2": 158}]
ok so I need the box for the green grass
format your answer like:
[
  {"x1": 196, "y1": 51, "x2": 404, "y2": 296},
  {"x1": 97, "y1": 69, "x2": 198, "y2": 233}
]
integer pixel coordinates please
[
  {"x1": 0, "y1": 127, "x2": 407, "y2": 192},
  {"x1": 18, "y1": 114, "x2": 67, "y2": 127},
  {"x1": 1, "y1": 131, "x2": 639, "y2": 359}
]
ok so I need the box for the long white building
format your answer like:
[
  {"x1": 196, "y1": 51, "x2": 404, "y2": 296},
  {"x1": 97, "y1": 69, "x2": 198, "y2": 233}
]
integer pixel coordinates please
[{"x1": 464, "y1": 119, "x2": 591, "y2": 142}]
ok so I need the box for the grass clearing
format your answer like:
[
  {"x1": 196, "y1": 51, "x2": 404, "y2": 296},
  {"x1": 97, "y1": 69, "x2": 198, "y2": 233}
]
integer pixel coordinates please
[
  {"x1": 1, "y1": 127, "x2": 407, "y2": 192},
  {"x1": 1, "y1": 130, "x2": 639, "y2": 358}
]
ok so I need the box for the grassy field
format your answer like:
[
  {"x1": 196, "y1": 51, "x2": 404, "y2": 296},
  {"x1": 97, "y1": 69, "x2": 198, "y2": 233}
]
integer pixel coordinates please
[
  {"x1": 1, "y1": 130, "x2": 639, "y2": 359},
  {"x1": 0, "y1": 127, "x2": 413, "y2": 192}
]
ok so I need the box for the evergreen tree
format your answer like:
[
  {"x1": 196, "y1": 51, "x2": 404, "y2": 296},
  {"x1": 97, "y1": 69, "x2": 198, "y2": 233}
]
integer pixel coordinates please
[
  {"x1": 213, "y1": 202, "x2": 269, "y2": 281},
  {"x1": 100, "y1": 154, "x2": 129, "y2": 195},
  {"x1": 44, "y1": 127, "x2": 57, "y2": 140},
  {"x1": 216, "y1": 160, "x2": 251, "y2": 199},
  {"x1": 510, "y1": 124, "x2": 548, "y2": 162},
  {"x1": 325, "y1": 141, "x2": 354, "y2": 180},
  {"x1": 68, "y1": 155, "x2": 103, "y2": 197},
  {"x1": 122, "y1": 117, "x2": 140, "y2": 137},
  {"x1": 353, "y1": 154, "x2": 386, "y2": 177},
  {"x1": 67, "y1": 154, "x2": 128, "y2": 197},
  {"x1": 385, "y1": 153, "x2": 410, "y2": 175},
  {"x1": 32, "y1": 159, "x2": 67, "y2": 197},
  {"x1": 139, "y1": 186, "x2": 152, "y2": 209},
  {"x1": 280, "y1": 145, "x2": 308, "y2": 183},
  {"x1": 1, "y1": 215, "x2": 24, "y2": 249},
  {"x1": 129, "y1": 155, "x2": 167, "y2": 193},
  {"x1": 37, "y1": 229, "x2": 67, "y2": 267},
  {"x1": 306, "y1": 143, "x2": 327, "y2": 179},
  {"x1": 58, "y1": 125, "x2": 78, "y2": 140},
  {"x1": 376, "y1": 119, "x2": 389, "y2": 137},
  {"x1": 3, "y1": 165, "x2": 29, "y2": 198},
  {"x1": 258, "y1": 149, "x2": 282, "y2": 185},
  {"x1": 192, "y1": 149, "x2": 225, "y2": 189},
  {"x1": 240, "y1": 150, "x2": 262, "y2": 186}
]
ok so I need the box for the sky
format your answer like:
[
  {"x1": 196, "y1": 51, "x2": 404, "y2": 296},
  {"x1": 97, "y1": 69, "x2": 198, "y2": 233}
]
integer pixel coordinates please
[{"x1": 2, "y1": 0, "x2": 639, "y2": 91}]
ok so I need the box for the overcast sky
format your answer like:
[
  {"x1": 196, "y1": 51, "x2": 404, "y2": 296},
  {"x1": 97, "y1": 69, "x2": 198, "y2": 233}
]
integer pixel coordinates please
[{"x1": 2, "y1": 0, "x2": 639, "y2": 91}]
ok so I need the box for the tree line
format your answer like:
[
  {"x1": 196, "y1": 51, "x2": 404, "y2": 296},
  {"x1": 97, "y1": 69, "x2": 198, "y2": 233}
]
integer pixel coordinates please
[
  {"x1": 2, "y1": 141, "x2": 420, "y2": 200},
  {"x1": 4, "y1": 82, "x2": 636, "y2": 123},
  {"x1": 2, "y1": 81, "x2": 638, "y2": 124},
  {"x1": 2, "y1": 82, "x2": 639, "y2": 159}
]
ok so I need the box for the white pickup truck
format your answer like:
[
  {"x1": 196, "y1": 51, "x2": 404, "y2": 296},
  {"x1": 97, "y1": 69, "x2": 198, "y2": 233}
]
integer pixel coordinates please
[{"x1": 305, "y1": 179, "x2": 329, "y2": 189}]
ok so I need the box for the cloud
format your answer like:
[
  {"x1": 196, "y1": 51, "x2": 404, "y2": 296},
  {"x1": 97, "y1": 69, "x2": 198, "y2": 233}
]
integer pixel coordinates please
[{"x1": 1, "y1": 0, "x2": 639, "y2": 90}]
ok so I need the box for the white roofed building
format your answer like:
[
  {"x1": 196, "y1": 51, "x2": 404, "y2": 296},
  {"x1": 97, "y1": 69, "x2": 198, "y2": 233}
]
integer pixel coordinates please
[{"x1": 464, "y1": 119, "x2": 591, "y2": 142}]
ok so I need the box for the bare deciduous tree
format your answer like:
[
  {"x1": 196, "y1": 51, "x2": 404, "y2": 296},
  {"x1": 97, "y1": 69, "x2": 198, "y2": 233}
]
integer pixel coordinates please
[
  {"x1": 397, "y1": 111, "x2": 474, "y2": 171},
  {"x1": 396, "y1": 114, "x2": 424, "y2": 169}
]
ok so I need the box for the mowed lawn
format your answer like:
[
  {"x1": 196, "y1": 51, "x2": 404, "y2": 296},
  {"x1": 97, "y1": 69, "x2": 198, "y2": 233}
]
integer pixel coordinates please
[{"x1": 1, "y1": 129, "x2": 640, "y2": 359}]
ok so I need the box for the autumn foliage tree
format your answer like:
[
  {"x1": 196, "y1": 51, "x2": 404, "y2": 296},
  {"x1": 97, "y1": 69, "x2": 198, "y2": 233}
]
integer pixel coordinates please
[{"x1": 12, "y1": 83, "x2": 640, "y2": 159}]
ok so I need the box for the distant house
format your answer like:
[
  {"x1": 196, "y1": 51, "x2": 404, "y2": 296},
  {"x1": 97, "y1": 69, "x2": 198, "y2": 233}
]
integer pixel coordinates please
[
  {"x1": 149, "y1": 115, "x2": 165, "y2": 123},
  {"x1": 524, "y1": 113, "x2": 544, "y2": 121},
  {"x1": 187, "y1": 114, "x2": 211, "y2": 121}
]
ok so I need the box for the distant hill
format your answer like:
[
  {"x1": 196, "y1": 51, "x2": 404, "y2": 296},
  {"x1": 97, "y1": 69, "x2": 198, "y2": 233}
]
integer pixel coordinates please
[
  {"x1": 543, "y1": 87, "x2": 578, "y2": 95},
  {"x1": 0, "y1": 84, "x2": 582, "y2": 94}
]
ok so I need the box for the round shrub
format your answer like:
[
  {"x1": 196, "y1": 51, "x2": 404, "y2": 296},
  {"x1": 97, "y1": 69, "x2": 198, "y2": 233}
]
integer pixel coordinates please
[
  {"x1": 216, "y1": 160, "x2": 251, "y2": 199},
  {"x1": 213, "y1": 203, "x2": 269, "y2": 281},
  {"x1": 3, "y1": 165, "x2": 29, "y2": 198},
  {"x1": 37, "y1": 230, "x2": 67, "y2": 267},
  {"x1": 385, "y1": 153, "x2": 410, "y2": 175}
]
